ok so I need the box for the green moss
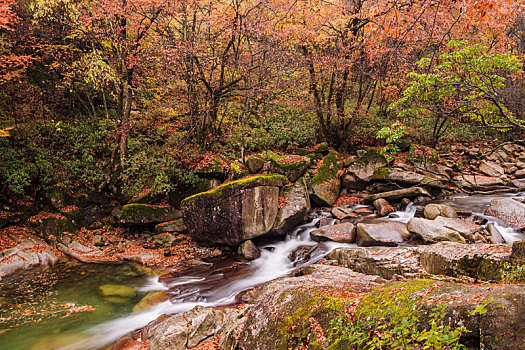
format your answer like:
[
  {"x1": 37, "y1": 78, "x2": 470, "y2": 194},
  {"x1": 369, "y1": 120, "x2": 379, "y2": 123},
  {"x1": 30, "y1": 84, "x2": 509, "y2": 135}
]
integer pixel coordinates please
[
  {"x1": 181, "y1": 174, "x2": 288, "y2": 204},
  {"x1": 311, "y1": 151, "x2": 343, "y2": 186},
  {"x1": 119, "y1": 204, "x2": 177, "y2": 224},
  {"x1": 372, "y1": 167, "x2": 391, "y2": 180}
]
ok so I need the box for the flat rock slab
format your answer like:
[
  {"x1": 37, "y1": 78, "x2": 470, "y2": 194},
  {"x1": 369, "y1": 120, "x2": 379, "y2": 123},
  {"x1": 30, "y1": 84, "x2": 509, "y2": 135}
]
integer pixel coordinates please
[
  {"x1": 453, "y1": 175, "x2": 505, "y2": 190},
  {"x1": 364, "y1": 187, "x2": 431, "y2": 204},
  {"x1": 310, "y1": 222, "x2": 355, "y2": 243},
  {"x1": 407, "y1": 217, "x2": 466, "y2": 243},
  {"x1": 356, "y1": 222, "x2": 410, "y2": 247}
]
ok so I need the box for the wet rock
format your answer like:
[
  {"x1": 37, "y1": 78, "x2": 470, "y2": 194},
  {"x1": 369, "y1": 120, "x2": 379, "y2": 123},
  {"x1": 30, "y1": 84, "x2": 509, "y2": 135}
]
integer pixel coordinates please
[
  {"x1": 353, "y1": 206, "x2": 374, "y2": 216},
  {"x1": 487, "y1": 224, "x2": 506, "y2": 244},
  {"x1": 238, "y1": 240, "x2": 261, "y2": 260},
  {"x1": 310, "y1": 222, "x2": 355, "y2": 243},
  {"x1": 407, "y1": 217, "x2": 466, "y2": 243},
  {"x1": 331, "y1": 206, "x2": 355, "y2": 220},
  {"x1": 272, "y1": 177, "x2": 310, "y2": 235},
  {"x1": 356, "y1": 222, "x2": 411, "y2": 247},
  {"x1": 57, "y1": 236, "x2": 114, "y2": 264},
  {"x1": 155, "y1": 219, "x2": 186, "y2": 234},
  {"x1": 401, "y1": 198, "x2": 411, "y2": 210},
  {"x1": 310, "y1": 151, "x2": 344, "y2": 206},
  {"x1": 288, "y1": 244, "x2": 324, "y2": 266},
  {"x1": 434, "y1": 216, "x2": 488, "y2": 242},
  {"x1": 0, "y1": 235, "x2": 58, "y2": 279},
  {"x1": 479, "y1": 160, "x2": 505, "y2": 177},
  {"x1": 423, "y1": 204, "x2": 458, "y2": 220},
  {"x1": 181, "y1": 175, "x2": 288, "y2": 245},
  {"x1": 246, "y1": 154, "x2": 265, "y2": 173},
  {"x1": 144, "y1": 306, "x2": 240, "y2": 350},
  {"x1": 485, "y1": 198, "x2": 525, "y2": 230},
  {"x1": 373, "y1": 198, "x2": 395, "y2": 217},
  {"x1": 515, "y1": 168, "x2": 525, "y2": 178},
  {"x1": 119, "y1": 204, "x2": 180, "y2": 225},
  {"x1": 315, "y1": 217, "x2": 334, "y2": 228},
  {"x1": 99, "y1": 284, "x2": 136, "y2": 298},
  {"x1": 364, "y1": 187, "x2": 431, "y2": 204}
]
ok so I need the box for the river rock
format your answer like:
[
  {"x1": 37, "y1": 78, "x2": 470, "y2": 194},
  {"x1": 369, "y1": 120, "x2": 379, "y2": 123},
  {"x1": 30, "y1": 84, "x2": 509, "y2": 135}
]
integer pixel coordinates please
[
  {"x1": 0, "y1": 235, "x2": 58, "y2": 279},
  {"x1": 272, "y1": 177, "x2": 310, "y2": 235},
  {"x1": 57, "y1": 236, "x2": 114, "y2": 263},
  {"x1": 373, "y1": 198, "x2": 395, "y2": 217},
  {"x1": 310, "y1": 151, "x2": 344, "y2": 206},
  {"x1": 238, "y1": 240, "x2": 261, "y2": 260},
  {"x1": 346, "y1": 149, "x2": 387, "y2": 182},
  {"x1": 423, "y1": 203, "x2": 458, "y2": 220},
  {"x1": 434, "y1": 216, "x2": 489, "y2": 242},
  {"x1": 356, "y1": 222, "x2": 411, "y2": 247},
  {"x1": 364, "y1": 187, "x2": 431, "y2": 204},
  {"x1": 407, "y1": 217, "x2": 466, "y2": 243},
  {"x1": 453, "y1": 175, "x2": 505, "y2": 190},
  {"x1": 485, "y1": 198, "x2": 525, "y2": 230},
  {"x1": 144, "y1": 305, "x2": 240, "y2": 350},
  {"x1": 310, "y1": 222, "x2": 355, "y2": 243},
  {"x1": 479, "y1": 160, "x2": 505, "y2": 177},
  {"x1": 119, "y1": 204, "x2": 180, "y2": 225},
  {"x1": 331, "y1": 206, "x2": 355, "y2": 220},
  {"x1": 181, "y1": 174, "x2": 288, "y2": 245},
  {"x1": 487, "y1": 223, "x2": 506, "y2": 244}
]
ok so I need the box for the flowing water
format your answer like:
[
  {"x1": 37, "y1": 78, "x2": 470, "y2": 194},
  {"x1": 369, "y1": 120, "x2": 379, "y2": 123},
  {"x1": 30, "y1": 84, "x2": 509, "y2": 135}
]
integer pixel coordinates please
[{"x1": 1, "y1": 193, "x2": 524, "y2": 349}]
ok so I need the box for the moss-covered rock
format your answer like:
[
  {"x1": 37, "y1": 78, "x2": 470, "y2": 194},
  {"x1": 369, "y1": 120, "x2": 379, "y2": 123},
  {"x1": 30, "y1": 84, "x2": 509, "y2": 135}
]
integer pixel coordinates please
[
  {"x1": 181, "y1": 174, "x2": 288, "y2": 245},
  {"x1": 246, "y1": 154, "x2": 266, "y2": 174},
  {"x1": 270, "y1": 155, "x2": 310, "y2": 182},
  {"x1": 346, "y1": 149, "x2": 387, "y2": 182},
  {"x1": 119, "y1": 204, "x2": 180, "y2": 225},
  {"x1": 155, "y1": 219, "x2": 186, "y2": 234},
  {"x1": 310, "y1": 151, "x2": 344, "y2": 207},
  {"x1": 272, "y1": 177, "x2": 311, "y2": 235}
]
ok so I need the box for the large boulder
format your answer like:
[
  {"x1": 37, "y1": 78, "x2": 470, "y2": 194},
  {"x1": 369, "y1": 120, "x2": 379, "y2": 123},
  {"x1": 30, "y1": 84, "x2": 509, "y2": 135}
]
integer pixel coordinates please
[
  {"x1": 245, "y1": 154, "x2": 265, "y2": 174},
  {"x1": 270, "y1": 155, "x2": 310, "y2": 182},
  {"x1": 356, "y1": 222, "x2": 411, "y2": 247},
  {"x1": 271, "y1": 177, "x2": 311, "y2": 235},
  {"x1": 310, "y1": 151, "x2": 344, "y2": 206},
  {"x1": 180, "y1": 175, "x2": 288, "y2": 245},
  {"x1": 346, "y1": 149, "x2": 388, "y2": 182},
  {"x1": 485, "y1": 198, "x2": 525, "y2": 230},
  {"x1": 407, "y1": 217, "x2": 466, "y2": 243},
  {"x1": 310, "y1": 222, "x2": 355, "y2": 243},
  {"x1": 119, "y1": 204, "x2": 180, "y2": 225},
  {"x1": 373, "y1": 168, "x2": 446, "y2": 188}
]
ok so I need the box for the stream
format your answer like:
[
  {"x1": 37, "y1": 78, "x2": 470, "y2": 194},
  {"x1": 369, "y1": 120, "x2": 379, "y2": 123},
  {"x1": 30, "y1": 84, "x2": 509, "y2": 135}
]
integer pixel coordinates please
[{"x1": 0, "y1": 193, "x2": 523, "y2": 350}]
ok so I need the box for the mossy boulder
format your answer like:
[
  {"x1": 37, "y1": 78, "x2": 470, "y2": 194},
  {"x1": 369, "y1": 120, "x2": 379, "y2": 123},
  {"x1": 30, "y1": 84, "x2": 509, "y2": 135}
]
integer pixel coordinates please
[
  {"x1": 270, "y1": 155, "x2": 310, "y2": 182},
  {"x1": 119, "y1": 204, "x2": 180, "y2": 225},
  {"x1": 310, "y1": 151, "x2": 344, "y2": 207},
  {"x1": 407, "y1": 144, "x2": 439, "y2": 164},
  {"x1": 246, "y1": 154, "x2": 266, "y2": 174},
  {"x1": 30, "y1": 216, "x2": 77, "y2": 239},
  {"x1": 169, "y1": 178, "x2": 221, "y2": 209},
  {"x1": 346, "y1": 149, "x2": 387, "y2": 182},
  {"x1": 272, "y1": 177, "x2": 311, "y2": 235},
  {"x1": 180, "y1": 174, "x2": 288, "y2": 245}
]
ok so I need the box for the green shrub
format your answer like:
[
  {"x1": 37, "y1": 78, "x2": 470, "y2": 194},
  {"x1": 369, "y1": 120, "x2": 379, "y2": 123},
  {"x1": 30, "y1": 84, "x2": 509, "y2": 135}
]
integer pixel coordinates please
[{"x1": 376, "y1": 121, "x2": 410, "y2": 159}]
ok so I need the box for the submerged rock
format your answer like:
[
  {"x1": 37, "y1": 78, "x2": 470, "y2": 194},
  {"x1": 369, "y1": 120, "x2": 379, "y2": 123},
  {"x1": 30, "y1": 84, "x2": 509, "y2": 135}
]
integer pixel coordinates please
[
  {"x1": 181, "y1": 175, "x2": 288, "y2": 245},
  {"x1": 99, "y1": 284, "x2": 136, "y2": 298}
]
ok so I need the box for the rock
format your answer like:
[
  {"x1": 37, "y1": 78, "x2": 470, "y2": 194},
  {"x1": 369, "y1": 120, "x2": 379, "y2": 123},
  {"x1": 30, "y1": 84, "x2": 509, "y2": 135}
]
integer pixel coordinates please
[
  {"x1": 0, "y1": 235, "x2": 58, "y2": 279},
  {"x1": 364, "y1": 187, "x2": 431, "y2": 204},
  {"x1": 331, "y1": 206, "x2": 355, "y2": 220},
  {"x1": 341, "y1": 172, "x2": 367, "y2": 190},
  {"x1": 310, "y1": 151, "x2": 344, "y2": 207},
  {"x1": 270, "y1": 155, "x2": 310, "y2": 182},
  {"x1": 329, "y1": 242, "x2": 511, "y2": 281},
  {"x1": 245, "y1": 154, "x2": 265, "y2": 173},
  {"x1": 373, "y1": 198, "x2": 395, "y2": 217},
  {"x1": 180, "y1": 174, "x2": 288, "y2": 245},
  {"x1": 407, "y1": 144, "x2": 438, "y2": 164},
  {"x1": 155, "y1": 219, "x2": 186, "y2": 234},
  {"x1": 487, "y1": 224, "x2": 506, "y2": 244},
  {"x1": 116, "y1": 250, "x2": 158, "y2": 265},
  {"x1": 99, "y1": 284, "x2": 136, "y2": 298},
  {"x1": 515, "y1": 168, "x2": 525, "y2": 178},
  {"x1": 485, "y1": 198, "x2": 525, "y2": 230},
  {"x1": 149, "y1": 233, "x2": 180, "y2": 247},
  {"x1": 479, "y1": 160, "x2": 505, "y2": 177},
  {"x1": 144, "y1": 306, "x2": 240, "y2": 350},
  {"x1": 169, "y1": 178, "x2": 221, "y2": 209},
  {"x1": 453, "y1": 175, "x2": 505, "y2": 190},
  {"x1": 195, "y1": 156, "x2": 230, "y2": 179},
  {"x1": 356, "y1": 222, "x2": 411, "y2": 247},
  {"x1": 310, "y1": 222, "x2": 355, "y2": 243},
  {"x1": 119, "y1": 204, "x2": 180, "y2": 225},
  {"x1": 434, "y1": 216, "x2": 488, "y2": 242},
  {"x1": 407, "y1": 217, "x2": 466, "y2": 243},
  {"x1": 401, "y1": 198, "x2": 411, "y2": 210},
  {"x1": 516, "y1": 161, "x2": 525, "y2": 169},
  {"x1": 272, "y1": 177, "x2": 310, "y2": 235},
  {"x1": 423, "y1": 203, "x2": 458, "y2": 220},
  {"x1": 346, "y1": 149, "x2": 387, "y2": 182},
  {"x1": 57, "y1": 236, "x2": 115, "y2": 263},
  {"x1": 224, "y1": 265, "x2": 381, "y2": 350},
  {"x1": 238, "y1": 240, "x2": 261, "y2": 260},
  {"x1": 288, "y1": 244, "x2": 324, "y2": 266},
  {"x1": 133, "y1": 291, "x2": 169, "y2": 313},
  {"x1": 372, "y1": 167, "x2": 423, "y2": 184}
]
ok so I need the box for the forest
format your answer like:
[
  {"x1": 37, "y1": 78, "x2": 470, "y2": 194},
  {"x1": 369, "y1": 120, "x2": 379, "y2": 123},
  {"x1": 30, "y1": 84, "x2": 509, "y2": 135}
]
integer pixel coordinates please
[{"x1": 1, "y1": 0, "x2": 525, "y2": 350}]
